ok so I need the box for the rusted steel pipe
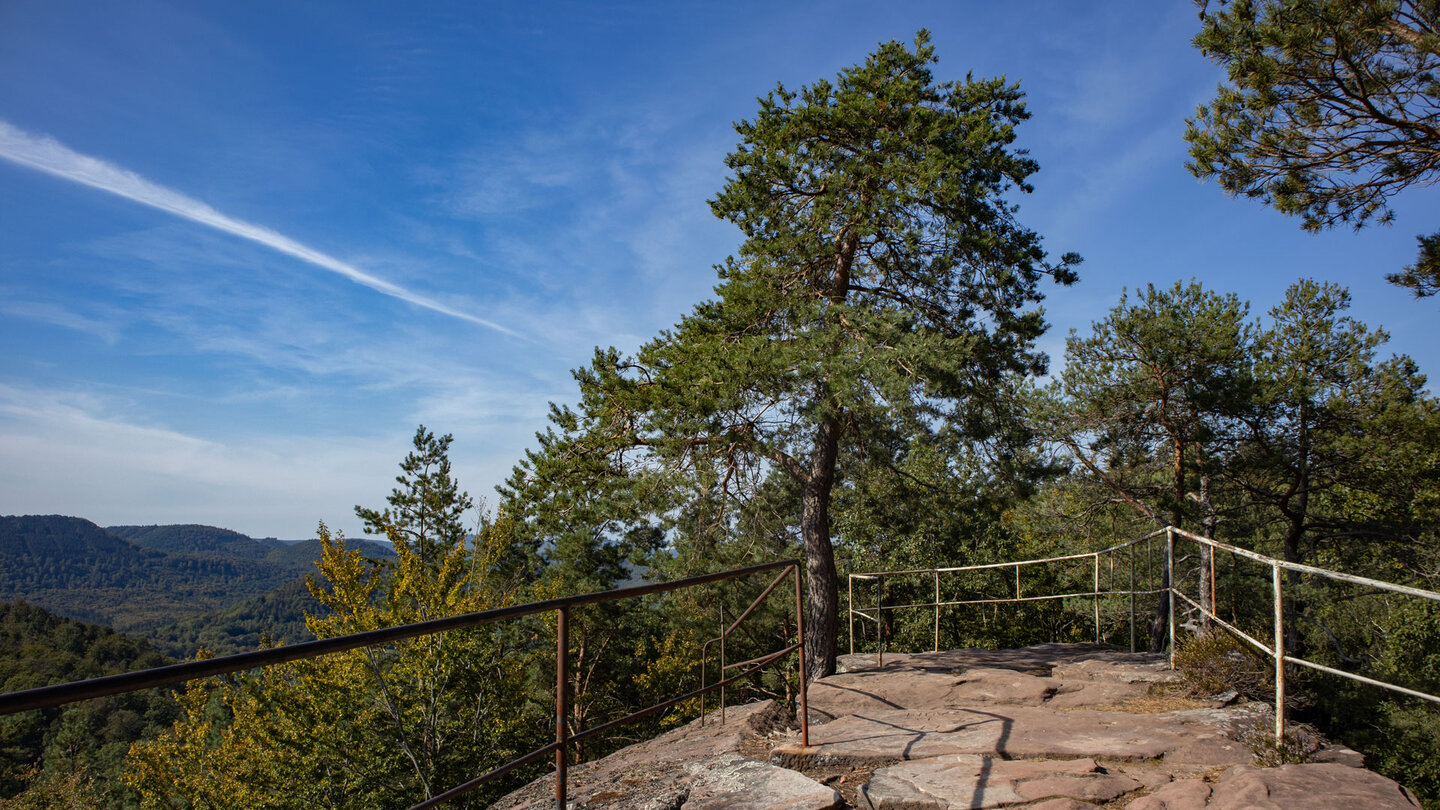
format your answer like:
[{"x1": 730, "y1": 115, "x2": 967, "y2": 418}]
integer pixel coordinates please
[
  {"x1": 0, "y1": 559, "x2": 799, "y2": 716},
  {"x1": 793, "y1": 563, "x2": 808, "y2": 747},
  {"x1": 556, "y1": 606, "x2": 569, "y2": 810}
]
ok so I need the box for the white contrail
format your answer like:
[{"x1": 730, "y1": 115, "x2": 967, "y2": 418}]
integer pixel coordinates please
[{"x1": 0, "y1": 120, "x2": 520, "y2": 338}]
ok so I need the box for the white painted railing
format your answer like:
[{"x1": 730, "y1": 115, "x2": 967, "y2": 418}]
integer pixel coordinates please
[{"x1": 847, "y1": 526, "x2": 1440, "y2": 741}]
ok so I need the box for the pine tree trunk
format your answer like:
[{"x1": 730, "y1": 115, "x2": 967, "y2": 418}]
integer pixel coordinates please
[{"x1": 800, "y1": 415, "x2": 842, "y2": 682}]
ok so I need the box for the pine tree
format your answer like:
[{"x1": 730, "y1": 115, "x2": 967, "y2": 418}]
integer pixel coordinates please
[{"x1": 506, "y1": 31, "x2": 1076, "y2": 680}]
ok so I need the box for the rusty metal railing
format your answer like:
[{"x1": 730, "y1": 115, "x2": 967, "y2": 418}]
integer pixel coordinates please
[
  {"x1": 0, "y1": 558, "x2": 808, "y2": 810},
  {"x1": 699, "y1": 561, "x2": 808, "y2": 734},
  {"x1": 848, "y1": 533, "x2": 1165, "y2": 665},
  {"x1": 848, "y1": 527, "x2": 1440, "y2": 743}
]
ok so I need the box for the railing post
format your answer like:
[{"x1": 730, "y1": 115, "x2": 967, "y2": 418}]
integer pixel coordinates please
[
  {"x1": 1166, "y1": 528, "x2": 1176, "y2": 670},
  {"x1": 1128, "y1": 541, "x2": 1136, "y2": 654},
  {"x1": 934, "y1": 571, "x2": 941, "y2": 653},
  {"x1": 1273, "y1": 562, "x2": 1287, "y2": 741},
  {"x1": 718, "y1": 598, "x2": 726, "y2": 726},
  {"x1": 876, "y1": 575, "x2": 884, "y2": 668},
  {"x1": 794, "y1": 563, "x2": 809, "y2": 747},
  {"x1": 848, "y1": 574, "x2": 855, "y2": 657},
  {"x1": 555, "y1": 606, "x2": 569, "y2": 810},
  {"x1": 1093, "y1": 553, "x2": 1101, "y2": 644}
]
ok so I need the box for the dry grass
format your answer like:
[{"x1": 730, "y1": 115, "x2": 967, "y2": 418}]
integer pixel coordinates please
[{"x1": 1055, "y1": 683, "x2": 1214, "y2": 714}]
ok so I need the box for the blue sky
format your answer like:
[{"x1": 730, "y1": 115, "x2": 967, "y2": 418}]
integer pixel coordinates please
[{"x1": 2, "y1": 1, "x2": 1435, "y2": 539}]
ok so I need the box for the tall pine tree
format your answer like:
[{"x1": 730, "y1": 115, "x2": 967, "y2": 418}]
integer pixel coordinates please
[{"x1": 506, "y1": 32, "x2": 1076, "y2": 680}]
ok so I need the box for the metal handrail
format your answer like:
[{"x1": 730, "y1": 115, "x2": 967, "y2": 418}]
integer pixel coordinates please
[
  {"x1": 849, "y1": 533, "x2": 1159, "y2": 664},
  {"x1": 847, "y1": 527, "x2": 1440, "y2": 742},
  {"x1": 698, "y1": 564, "x2": 809, "y2": 738},
  {"x1": 1166, "y1": 527, "x2": 1440, "y2": 740},
  {"x1": 0, "y1": 558, "x2": 809, "y2": 810}
]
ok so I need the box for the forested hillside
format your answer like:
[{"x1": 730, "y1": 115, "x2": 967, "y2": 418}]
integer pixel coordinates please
[
  {"x1": 0, "y1": 516, "x2": 394, "y2": 654},
  {"x1": 107, "y1": 523, "x2": 288, "y2": 559},
  {"x1": 0, "y1": 602, "x2": 176, "y2": 808}
]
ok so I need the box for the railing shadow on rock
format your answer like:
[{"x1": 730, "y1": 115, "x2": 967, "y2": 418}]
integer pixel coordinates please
[
  {"x1": 847, "y1": 526, "x2": 1440, "y2": 742},
  {"x1": 0, "y1": 559, "x2": 808, "y2": 810}
]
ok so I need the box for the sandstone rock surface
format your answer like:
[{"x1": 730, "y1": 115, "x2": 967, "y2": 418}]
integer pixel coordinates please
[
  {"x1": 490, "y1": 700, "x2": 838, "y2": 810},
  {"x1": 491, "y1": 644, "x2": 1419, "y2": 809},
  {"x1": 1126, "y1": 762, "x2": 1422, "y2": 809},
  {"x1": 859, "y1": 756, "x2": 1140, "y2": 809}
]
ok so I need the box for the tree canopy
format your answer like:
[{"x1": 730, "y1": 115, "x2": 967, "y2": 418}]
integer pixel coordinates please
[
  {"x1": 505, "y1": 31, "x2": 1076, "y2": 681},
  {"x1": 1185, "y1": 0, "x2": 1440, "y2": 295}
]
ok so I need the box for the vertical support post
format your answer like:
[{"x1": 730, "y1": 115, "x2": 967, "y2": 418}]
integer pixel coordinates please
[
  {"x1": 1093, "y1": 553, "x2": 1101, "y2": 644},
  {"x1": 1015, "y1": 564, "x2": 1021, "y2": 599},
  {"x1": 1128, "y1": 541, "x2": 1136, "y2": 653},
  {"x1": 1166, "y1": 528, "x2": 1176, "y2": 670},
  {"x1": 1211, "y1": 548, "x2": 1218, "y2": 625},
  {"x1": 1273, "y1": 562, "x2": 1287, "y2": 741},
  {"x1": 718, "y1": 598, "x2": 726, "y2": 726},
  {"x1": 848, "y1": 575, "x2": 855, "y2": 657},
  {"x1": 794, "y1": 564, "x2": 809, "y2": 747},
  {"x1": 876, "y1": 575, "x2": 884, "y2": 668},
  {"x1": 933, "y1": 571, "x2": 941, "y2": 653},
  {"x1": 555, "y1": 606, "x2": 569, "y2": 810}
]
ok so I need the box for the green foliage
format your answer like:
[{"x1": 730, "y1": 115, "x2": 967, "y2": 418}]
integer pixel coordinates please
[
  {"x1": 0, "y1": 602, "x2": 177, "y2": 808},
  {"x1": 1186, "y1": 0, "x2": 1440, "y2": 294},
  {"x1": 355, "y1": 425, "x2": 475, "y2": 568},
  {"x1": 126, "y1": 525, "x2": 544, "y2": 809},
  {"x1": 0, "y1": 765, "x2": 107, "y2": 810},
  {"x1": 108, "y1": 524, "x2": 286, "y2": 559},
  {"x1": 1050, "y1": 280, "x2": 1254, "y2": 530},
  {"x1": 0, "y1": 515, "x2": 390, "y2": 646},
  {"x1": 505, "y1": 30, "x2": 1076, "y2": 680},
  {"x1": 144, "y1": 578, "x2": 322, "y2": 657},
  {"x1": 1367, "y1": 700, "x2": 1440, "y2": 807},
  {"x1": 126, "y1": 429, "x2": 547, "y2": 809}
]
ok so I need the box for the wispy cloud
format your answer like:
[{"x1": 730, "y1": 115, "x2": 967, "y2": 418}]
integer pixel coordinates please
[
  {"x1": 0, "y1": 119, "x2": 521, "y2": 338},
  {"x1": 0, "y1": 294, "x2": 122, "y2": 343}
]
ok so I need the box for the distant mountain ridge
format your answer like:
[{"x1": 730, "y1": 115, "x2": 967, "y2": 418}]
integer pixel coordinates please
[
  {"x1": 0, "y1": 515, "x2": 394, "y2": 656},
  {"x1": 108, "y1": 523, "x2": 289, "y2": 558}
]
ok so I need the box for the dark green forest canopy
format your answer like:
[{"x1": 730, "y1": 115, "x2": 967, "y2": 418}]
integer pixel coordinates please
[
  {"x1": 0, "y1": 516, "x2": 393, "y2": 655},
  {"x1": 0, "y1": 601, "x2": 177, "y2": 806}
]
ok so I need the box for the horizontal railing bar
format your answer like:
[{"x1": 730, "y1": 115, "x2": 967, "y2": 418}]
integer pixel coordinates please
[
  {"x1": 0, "y1": 558, "x2": 800, "y2": 716},
  {"x1": 1172, "y1": 590, "x2": 1274, "y2": 658},
  {"x1": 574, "y1": 644, "x2": 798, "y2": 749},
  {"x1": 723, "y1": 646, "x2": 798, "y2": 671},
  {"x1": 1287, "y1": 656, "x2": 1440, "y2": 705},
  {"x1": 409, "y1": 741, "x2": 562, "y2": 810},
  {"x1": 855, "y1": 536, "x2": 1155, "y2": 579},
  {"x1": 868, "y1": 590, "x2": 1164, "y2": 612},
  {"x1": 1167, "y1": 528, "x2": 1440, "y2": 602}
]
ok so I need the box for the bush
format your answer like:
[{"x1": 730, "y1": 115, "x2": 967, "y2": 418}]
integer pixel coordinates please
[
  {"x1": 1173, "y1": 629, "x2": 1271, "y2": 701},
  {"x1": 1236, "y1": 711, "x2": 1324, "y2": 767}
]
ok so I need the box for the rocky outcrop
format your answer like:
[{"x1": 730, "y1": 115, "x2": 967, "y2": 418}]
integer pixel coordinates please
[
  {"x1": 489, "y1": 700, "x2": 839, "y2": 810},
  {"x1": 492, "y1": 643, "x2": 1418, "y2": 809},
  {"x1": 861, "y1": 756, "x2": 1141, "y2": 809},
  {"x1": 1128, "y1": 762, "x2": 1422, "y2": 809}
]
